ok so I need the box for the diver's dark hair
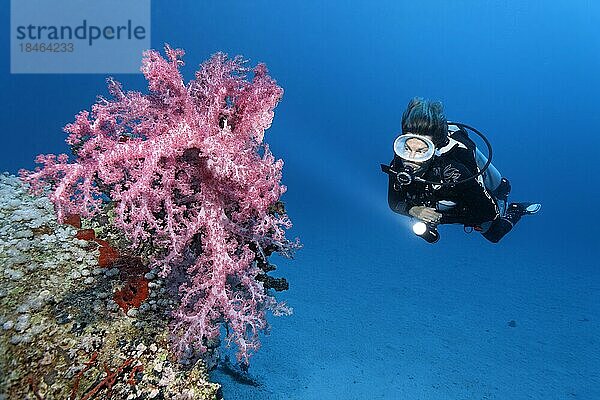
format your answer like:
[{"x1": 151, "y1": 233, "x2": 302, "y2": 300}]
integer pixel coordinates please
[{"x1": 401, "y1": 97, "x2": 449, "y2": 147}]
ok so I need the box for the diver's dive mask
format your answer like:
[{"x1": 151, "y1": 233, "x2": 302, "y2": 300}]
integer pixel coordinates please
[
  {"x1": 389, "y1": 133, "x2": 436, "y2": 185},
  {"x1": 393, "y1": 133, "x2": 435, "y2": 163}
]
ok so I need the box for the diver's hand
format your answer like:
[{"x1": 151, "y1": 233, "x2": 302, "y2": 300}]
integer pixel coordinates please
[{"x1": 408, "y1": 206, "x2": 442, "y2": 224}]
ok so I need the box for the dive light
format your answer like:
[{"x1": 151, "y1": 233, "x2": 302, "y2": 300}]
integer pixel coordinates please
[{"x1": 412, "y1": 221, "x2": 440, "y2": 243}]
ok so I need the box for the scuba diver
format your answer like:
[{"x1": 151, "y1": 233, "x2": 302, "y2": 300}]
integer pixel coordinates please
[{"x1": 382, "y1": 97, "x2": 541, "y2": 243}]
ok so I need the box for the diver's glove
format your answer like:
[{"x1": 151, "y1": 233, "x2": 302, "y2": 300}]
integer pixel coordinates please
[{"x1": 408, "y1": 206, "x2": 442, "y2": 225}]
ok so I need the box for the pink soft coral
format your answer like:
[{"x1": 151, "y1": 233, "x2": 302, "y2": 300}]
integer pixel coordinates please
[{"x1": 20, "y1": 44, "x2": 299, "y2": 364}]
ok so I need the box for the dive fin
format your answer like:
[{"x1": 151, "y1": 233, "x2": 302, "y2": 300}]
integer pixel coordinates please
[{"x1": 524, "y1": 203, "x2": 541, "y2": 214}]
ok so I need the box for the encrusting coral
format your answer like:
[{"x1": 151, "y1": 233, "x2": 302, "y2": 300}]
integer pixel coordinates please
[{"x1": 0, "y1": 174, "x2": 221, "y2": 399}]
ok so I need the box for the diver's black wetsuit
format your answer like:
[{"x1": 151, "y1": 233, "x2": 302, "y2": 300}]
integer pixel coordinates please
[{"x1": 387, "y1": 128, "x2": 500, "y2": 227}]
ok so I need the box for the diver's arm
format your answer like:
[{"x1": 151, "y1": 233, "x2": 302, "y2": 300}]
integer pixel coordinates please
[
  {"x1": 388, "y1": 179, "x2": 442, "y2": 222},
  {"x1": 439, "y1": 163, "x2": 499, "y2": 225},
  {"x1": 387, "y1": 170, "x2": 412, "y2": 216},
  {"x1": 409, "y1": 205, "x2": 442, "y2": 224}
]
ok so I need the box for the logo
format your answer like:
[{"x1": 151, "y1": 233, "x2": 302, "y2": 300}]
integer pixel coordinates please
[
  {"x1": 11, "y1": 0, "x2": 151, "y2": 74},
  {"x1": 442, "y1": 165, "x2": 462, "y2": 183}
]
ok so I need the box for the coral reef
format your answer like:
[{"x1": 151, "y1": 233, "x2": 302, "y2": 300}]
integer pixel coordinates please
[
  {"x1": 0, "y1": 173, "x2": 221, "y2": 399},
  {"x1": 19, "y1": 45, "x2": 299, "y2": 364}
]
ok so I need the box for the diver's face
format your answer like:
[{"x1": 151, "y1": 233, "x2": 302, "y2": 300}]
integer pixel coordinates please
[{"x1": 402, "y1": 137, "x2": 433, "y2": 172}]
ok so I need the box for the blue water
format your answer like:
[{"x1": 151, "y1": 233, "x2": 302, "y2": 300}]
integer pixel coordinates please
[{"x1": 2, "y1": 1, "x2": 599, "y2": 398}]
